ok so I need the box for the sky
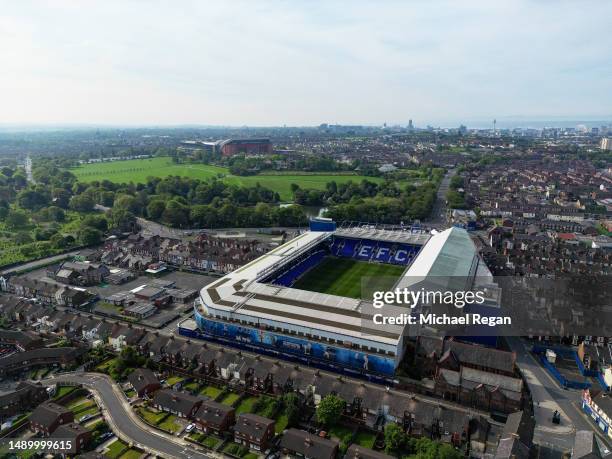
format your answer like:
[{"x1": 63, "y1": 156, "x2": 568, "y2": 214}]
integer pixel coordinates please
[{"x1": 1, "y1": 1, "x2": 611, "y2": 127}]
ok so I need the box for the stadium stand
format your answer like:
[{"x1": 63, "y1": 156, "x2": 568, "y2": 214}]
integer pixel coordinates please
[
  {"x1": 268, "y1": 249, "x2": 327, "y2": 287},
  {"x1": 266, "y1": 235, "x2": 422, "y2": 289},
  {"x1": 332, "y1": 237, "x2": 420, "y2": 266}
]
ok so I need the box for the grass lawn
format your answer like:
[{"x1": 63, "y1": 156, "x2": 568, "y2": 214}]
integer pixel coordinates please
[
  {"x1": 70, "y1": 399, "x2": 96, "y2": 414},
  {"x1": 29, "y1": 367, "x2": 49, "y2": 379},
  {"x1": 199, "y1": 385, "x2": 223, "y2": 399},
  {"x1": 118, "y1": 450, "x2": 143, "y2": 459},
  {"x1": 292, "y1": 257, "x2": 405, "y2": 299},
  {"x1": 354, "y1": 430, "x2": 377, "y2": 449},
  {"x1": 328, "y1": 424, "x2": 354, "y2": 441},
  {"x1": 87, "y1": 420, "x2": 107, "y2": 431},
  {"x1": 53, "y1": 385, "x2": 77, "y2": 399},
  {"x1": 137, "y1": 407, "x2": 167, "y2": 425},
  {"x1": 202, "y1": 436, "x2": 221, "y2": 449},
  {"x1": 189, "y1": 432, "x2": 222, "y2": 449},
  {"x1": 124, "y1": 388, "x2": 136, "y2": 398},
  {"x1": 71, "y1": 157, "x2": 383, "y2": 200},
  {"x1": 95, "y1": 358, "x2": 117, "y2": 372},
  {"x1": 220, "y1": 392, "x2": 241, "y2": 406},
  {"x1": 165, "y1": 375, "x2": 185, "y2": 387},
  {"x1": 235, "y1": 396, "x2": 259, "y2": 415},
  {"x1": 243, "y1": 453, "x2": 259, "y2": 459},
  {"x1": 158, "y1": 414, "x2": 181, "y2": 433},
  {"x1": 184, "y1": 381, "x2": 200, "y2": 392},
  {"x1": 275, "y1": 413, "x2": 289, "y2": 434},
  {"x1": 105, "y1": 439, "x2": 128, "y2": 459}
]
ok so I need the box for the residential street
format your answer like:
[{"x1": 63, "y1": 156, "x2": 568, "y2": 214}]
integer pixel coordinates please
[
  {"x1": 424, "y1": 168, "x2": 455, "y2": 228},
  {"x1": 44, "y1": 372, "x2": 212, "y2": 459},
  {"x1": 0, "y1": 250, "x2": 82, "y2": 276}
]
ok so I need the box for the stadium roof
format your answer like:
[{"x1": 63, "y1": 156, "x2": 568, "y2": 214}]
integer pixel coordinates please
[
  {"x1": 395, "y1": 227, "x2": 479, "y2": 291},
  {"x1": 335, "y1": 227, "x2": 430, "y2": 245}
]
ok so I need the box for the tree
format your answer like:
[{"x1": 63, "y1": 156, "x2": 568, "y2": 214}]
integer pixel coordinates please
[
  {"x1": 114, "y1": 194, "x2": 140, "y2": 214},
  {"x1": 108, "y1": 208, "x2": 136, "y2": 231},
  {"x1": 5, "y1": 209, "x2": 29, "y2": 229},
  {"x1": 384, "y1": 423, "x2": 406, "y2": 454},
  {"x1": 35, "y1": 227, "x2": 58, "y2": 241},
  {"x1": 162, "y1": 200, "x2": 189, "y2": 227},
  {"x1": 38, "y1": 206, "x2": 66, "y2": 222},
  {"x1": 147, "y1": 200, "x2": 166, "y2": 220},
  {"x1": 50, "y1": 233, "x2": 75, "y2": 249},
  {"x1": 0, "y1": 166, "x2": 13, "y2": 177},
  {"x1": 17, "y1": 189, "x2": 49, "y2": 210},
  {"x1": 52, "y1": 188, "x2": 72, "y2": 209},
  {"x1": 315, "y1": 394, "x2": 345, "y2": 427},
  {"x1": 283, "y1": 393, "x2": 301, "y2": 428},
  {"x1": 82, "y1": 214, "x2": 108, "y2": 231},
  {"x1": 14, "y1": 232, "x2": 33, "y2": 244},
  {"x1": 78, "y1": 227, "x2": 103, "y2": 245},
  {"x1": 69, "y1": 193, "x2": 95, "y2": 212}
]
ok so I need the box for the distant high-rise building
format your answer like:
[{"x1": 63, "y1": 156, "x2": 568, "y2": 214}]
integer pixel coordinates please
[
  {"x1": 408, "y1": 119, "x2": 414, "y2": 130},
  {"x1": 600, "y1": 137, "x2": 612, "y2": 151}
]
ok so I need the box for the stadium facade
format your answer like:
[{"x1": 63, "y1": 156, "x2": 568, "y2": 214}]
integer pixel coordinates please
[
  {"x1": 180, "y1": 220, "x2": 495, "y2": 380},
  {"x1": 218, "y1": 138, "x2": 272, "y2": 156}
]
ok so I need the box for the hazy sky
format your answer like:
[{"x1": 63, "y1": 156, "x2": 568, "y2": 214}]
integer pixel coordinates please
[{"x1": 1, "y1": 1, "x2": 611, "y2": 127}]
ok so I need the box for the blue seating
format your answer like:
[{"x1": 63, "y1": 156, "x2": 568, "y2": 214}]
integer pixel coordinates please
[
  {"x1": 330, "y1": 236, "x2": 420, "y2": 266},
  {"x1": 271, "y1": 250, "x2": 327, "y2": 287}
]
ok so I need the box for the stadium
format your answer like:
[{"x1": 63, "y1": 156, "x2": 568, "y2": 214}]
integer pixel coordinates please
[{"x1": 180, "y1": 219, "x2": 495, "y2": 381}]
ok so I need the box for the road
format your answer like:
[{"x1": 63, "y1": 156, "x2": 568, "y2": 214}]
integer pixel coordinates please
[
  {"x1": 506, "y1": 337, "x2": 611, "y2": 456},
  {"x1": 1, "y1": 250, "x2": 82, "y2": 276},
  {"x1": 424, "y1": 168, "x2": 455, "y2": 228},
  {"x1": 45, "y1": 372, "x2": 211, "y2": 459}
]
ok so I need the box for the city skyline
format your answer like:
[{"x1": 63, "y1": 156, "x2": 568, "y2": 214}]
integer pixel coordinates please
[{"x1": 1, "y1": 1, "x2": 611, "y2": 126}]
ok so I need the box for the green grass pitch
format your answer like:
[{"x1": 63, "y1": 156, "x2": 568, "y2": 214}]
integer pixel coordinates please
[
  {"x1": 71, "y1": 157, "x2": 383, "y2": 201},
  {"x1": 292, "y1": 256, "x2": 405, "y2": 299}
]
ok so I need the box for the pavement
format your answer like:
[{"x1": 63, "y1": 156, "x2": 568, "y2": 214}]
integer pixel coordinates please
[
  {"x1": 506, "y1": 337, "x2": 611, "y2": 455},
  {"x1": 43, "y1": 372, "x2": 212, "y2": 459}
]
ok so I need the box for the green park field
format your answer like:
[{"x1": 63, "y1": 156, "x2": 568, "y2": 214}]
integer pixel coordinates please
[
  {"x1": 292, "y1": 256, "x2": 405, "y2": 299},
  {"x1": 72, "y1": 157, "x2": 383, "y2": 201}
]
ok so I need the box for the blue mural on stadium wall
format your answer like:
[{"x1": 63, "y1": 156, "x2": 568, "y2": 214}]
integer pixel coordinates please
[{"x1": 191, "y1": 312, "x2": 396, "y2": 376}]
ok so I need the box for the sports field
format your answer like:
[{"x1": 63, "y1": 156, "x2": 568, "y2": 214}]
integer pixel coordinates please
[
  {"x1": 71, "y1": 157, "x2": 383, "y2": 201},
  {"x1": 292, "y1": 256, "x2": 405, "y2": 299}
]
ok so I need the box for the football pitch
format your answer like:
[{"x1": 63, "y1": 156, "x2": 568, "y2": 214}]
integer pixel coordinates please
[{"x1": 292, "y1": 256, "x2": 405, "y2": 299}]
